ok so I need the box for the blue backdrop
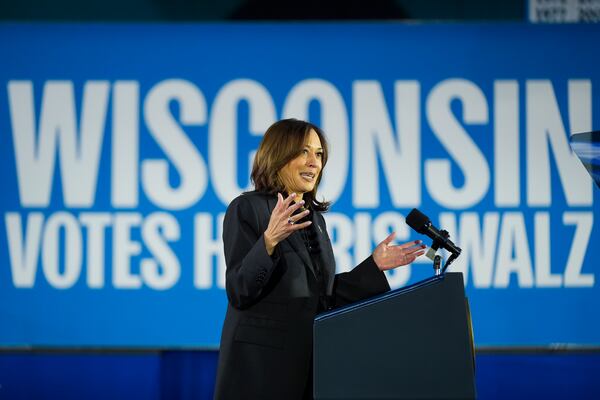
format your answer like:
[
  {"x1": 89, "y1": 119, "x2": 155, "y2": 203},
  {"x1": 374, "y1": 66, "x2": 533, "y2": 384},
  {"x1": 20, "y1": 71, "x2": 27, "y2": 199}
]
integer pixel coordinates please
[{"x1": 0, "y1": 23, "x2": 598, "y2": 348}]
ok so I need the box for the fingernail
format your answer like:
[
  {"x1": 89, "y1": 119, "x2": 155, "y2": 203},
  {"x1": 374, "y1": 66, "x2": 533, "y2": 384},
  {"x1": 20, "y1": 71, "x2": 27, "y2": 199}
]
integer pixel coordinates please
[
  {"x1": 300, "y1": 200, "x2": 305, "y2": 205},
  {"x1": 291, "y1": 193, "x2": 296, "y2": 197}
]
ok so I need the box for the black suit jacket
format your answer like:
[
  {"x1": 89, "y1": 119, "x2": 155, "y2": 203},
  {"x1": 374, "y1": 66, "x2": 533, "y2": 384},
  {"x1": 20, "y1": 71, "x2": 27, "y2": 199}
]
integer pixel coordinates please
[{"x1": 214, "y1": 191, "x2": 390, "y2": 400}]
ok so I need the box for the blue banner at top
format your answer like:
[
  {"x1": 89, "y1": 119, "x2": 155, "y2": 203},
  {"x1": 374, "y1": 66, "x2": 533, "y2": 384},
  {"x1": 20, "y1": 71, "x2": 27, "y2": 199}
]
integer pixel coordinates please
[{"x1": 0, "y1": 23, "x2": 598, "y2": 348}]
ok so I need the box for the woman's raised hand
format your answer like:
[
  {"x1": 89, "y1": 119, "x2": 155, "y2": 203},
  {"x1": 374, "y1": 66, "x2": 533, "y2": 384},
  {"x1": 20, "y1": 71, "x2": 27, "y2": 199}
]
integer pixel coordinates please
[
  {"x1": 264, "y1": 193, "x2": 312, "y2": 255},
  {"x1": 372, "y1": 232, "x2": 426, "y2": 271}
]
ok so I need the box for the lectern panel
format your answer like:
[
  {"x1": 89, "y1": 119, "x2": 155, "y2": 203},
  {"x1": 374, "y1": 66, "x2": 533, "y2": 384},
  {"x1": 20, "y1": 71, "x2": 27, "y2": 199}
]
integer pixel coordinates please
[{"x1": 314, "y1": 273, "x2": 475, "y2": 399}]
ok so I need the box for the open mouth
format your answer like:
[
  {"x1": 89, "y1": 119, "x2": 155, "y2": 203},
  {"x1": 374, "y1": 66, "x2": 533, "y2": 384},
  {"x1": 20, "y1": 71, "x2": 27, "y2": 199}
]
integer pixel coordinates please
[{"x1": 300, "y1": 172, "x2": 316, "y2": 181}]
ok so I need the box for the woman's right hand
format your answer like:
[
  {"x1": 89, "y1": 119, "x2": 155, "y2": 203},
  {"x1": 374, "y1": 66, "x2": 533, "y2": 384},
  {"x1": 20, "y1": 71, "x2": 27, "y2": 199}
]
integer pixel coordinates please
[{"x1": 264, "y1": 193, "x2": 312, "y2": 255}]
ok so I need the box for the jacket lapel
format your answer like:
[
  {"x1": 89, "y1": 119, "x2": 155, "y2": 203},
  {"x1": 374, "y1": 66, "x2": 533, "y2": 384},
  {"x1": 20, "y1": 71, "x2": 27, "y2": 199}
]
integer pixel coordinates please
[
  {"x1": 287, "y1": 231, "x2": 318, "y2": 279},
  {"x1": 314, "y1": 216, "x2": 336, "y2": 295}
]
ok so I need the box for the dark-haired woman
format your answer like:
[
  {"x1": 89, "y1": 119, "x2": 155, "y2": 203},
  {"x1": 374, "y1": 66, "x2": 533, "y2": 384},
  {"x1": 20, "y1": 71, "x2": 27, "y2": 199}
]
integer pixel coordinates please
[{"x1": 214, "y1": 119, "x2": 425, "y2": 400}]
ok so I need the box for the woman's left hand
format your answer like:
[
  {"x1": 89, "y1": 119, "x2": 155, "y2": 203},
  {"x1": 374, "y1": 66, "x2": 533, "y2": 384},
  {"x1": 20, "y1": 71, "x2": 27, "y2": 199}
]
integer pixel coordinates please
[{"x1": 372, "y1": 232, "x2": 426, "y2": 271}]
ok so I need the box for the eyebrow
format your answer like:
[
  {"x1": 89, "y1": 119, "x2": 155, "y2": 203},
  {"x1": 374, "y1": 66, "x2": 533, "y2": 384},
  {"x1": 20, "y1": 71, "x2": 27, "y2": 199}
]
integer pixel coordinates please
[{"x1": 304, "y1": 144, "x2": 323, "y2": 151}]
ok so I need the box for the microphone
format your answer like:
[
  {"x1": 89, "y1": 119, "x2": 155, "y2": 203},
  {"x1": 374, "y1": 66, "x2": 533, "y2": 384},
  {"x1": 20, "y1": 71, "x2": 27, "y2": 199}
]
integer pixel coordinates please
[{"x1": 406, "y1": 208, "x2": 462, "y2": 256}]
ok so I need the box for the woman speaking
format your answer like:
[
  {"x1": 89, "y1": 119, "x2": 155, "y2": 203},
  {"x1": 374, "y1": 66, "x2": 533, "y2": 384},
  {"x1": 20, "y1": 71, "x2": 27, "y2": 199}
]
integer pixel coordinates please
[{"x1": 214, "y1": 119, "x2": 425, "y2": 399}]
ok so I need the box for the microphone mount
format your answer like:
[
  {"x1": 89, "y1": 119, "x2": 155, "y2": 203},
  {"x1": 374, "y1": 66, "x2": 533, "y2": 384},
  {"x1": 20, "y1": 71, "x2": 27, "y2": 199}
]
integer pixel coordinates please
[{"x1": 406, "y1": 208, "x2": 462, "y2": 275}]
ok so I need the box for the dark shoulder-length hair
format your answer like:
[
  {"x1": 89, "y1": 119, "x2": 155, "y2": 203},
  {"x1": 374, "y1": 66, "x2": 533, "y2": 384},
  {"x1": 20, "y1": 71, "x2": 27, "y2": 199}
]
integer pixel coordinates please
[{"x1": 251, "y1": 118, "x2": 330, "y2": 212}]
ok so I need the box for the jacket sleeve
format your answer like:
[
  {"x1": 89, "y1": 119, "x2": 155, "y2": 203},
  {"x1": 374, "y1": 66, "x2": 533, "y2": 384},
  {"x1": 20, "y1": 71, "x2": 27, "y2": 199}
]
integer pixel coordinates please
[
  {"x1": 332, "y1": 256, "x2": 391, "y2": 308},
  {"x1": 223, "y1": 195, "x2": 280, "y2": 309},
  {"x1": 316, "y1": 211, "x2": 390, "y2": 308}
]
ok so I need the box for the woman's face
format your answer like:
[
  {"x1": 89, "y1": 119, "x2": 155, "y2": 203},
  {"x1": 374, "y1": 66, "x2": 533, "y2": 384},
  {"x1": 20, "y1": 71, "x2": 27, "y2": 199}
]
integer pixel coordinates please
[{"x1": 279, "y1": 129, "x2": 323, "y2": 197}]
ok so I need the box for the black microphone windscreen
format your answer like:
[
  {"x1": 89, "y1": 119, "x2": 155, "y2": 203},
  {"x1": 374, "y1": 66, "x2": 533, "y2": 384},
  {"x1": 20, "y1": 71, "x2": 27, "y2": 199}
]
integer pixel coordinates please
[{"x1": 406, "y1": 208, "x2": 430, "y2": 234}]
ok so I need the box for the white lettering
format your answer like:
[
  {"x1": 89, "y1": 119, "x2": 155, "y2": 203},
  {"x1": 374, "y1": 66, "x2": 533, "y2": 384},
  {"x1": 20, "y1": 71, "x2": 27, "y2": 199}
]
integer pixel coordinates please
[
  {"x1": 568, "y1": 80, "x2": 592, "y2": 135},
  {"x1": 112, "y1": 81, "x2": 140, "y2": 207},
  {"x1": 142, "y1": 79, "x2": 207, "y2": 209},
  {"x1": 8, "y1": 80, "x2": 109, "y2": 207},
  {"x1": 353, "y1": 213, "x2": 372, "y2": 265},
  {"x1": 113, "y1": 213, "x2": 142, "y2": 288},
  {"x1": 563, "y1": 212, "x2": 594, "y2": 287},
  {"x1": 526, "y1": 80, "x2": 592, "y2": 206},
  {"x1": 425, "y1": 79, "x2": 490, "y2": 208},
  {"x1": 494, "y1": 213, "x2": 534, "y2": 288},
  {"x1": 5, "y1": 212, "x2": 44, "y2": 288},
  {"x1": 352, "y1": 81, "x2": 421, "y2": 208},
  {"x1": 194, "y1": 213, "x2": 226, "y2": 289},
  {"x1": 141, "y1": 212, "x2": 181, "y2": 290},
  {"x1": 440, "y1": 212, "x2": 499, "y2": 289},
  {"x1": 324, "y1": 213, "x2": 354, "y2": 273},
  {"x1": 79, "y1": 213, "x2": 112, "y2": 288},
  {"x1": 534, "y1": 212, "x2": 561, "y2": 287},
  {"x1": 494, "y1": 81, "x2": 520, "y2": 207},
  {"x1": 209, "y1": 79, "x2": 276, "y2": 204},
  {"x1": 42, "y1": 212, "x2": 82, "y2": 289}
]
